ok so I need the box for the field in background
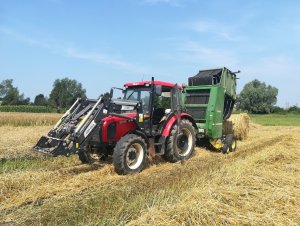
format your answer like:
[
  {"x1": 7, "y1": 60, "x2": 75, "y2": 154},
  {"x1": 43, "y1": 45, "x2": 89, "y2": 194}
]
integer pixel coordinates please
[
  {"x1": 0, "y1": 113, "x2": 300, "y2": 225},
  {"x1": 0, "y1": 112, "x2": 61, "y2": 126},
  {"x1": 250, "y1": 113, "x2": 300, "y2": 126}
]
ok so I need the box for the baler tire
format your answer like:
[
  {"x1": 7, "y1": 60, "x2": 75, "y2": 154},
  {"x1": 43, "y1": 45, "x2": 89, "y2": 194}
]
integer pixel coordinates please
[
  {"x1": 231, "y1": 136, "x2": 237, "y2": 152},
  {"x1": 163, "y1": 119, "x2": 196, "y2": 163},
  {"x1": 222, "y1": 134, "x2": 235, "y2": 154},
  {"x1": 113, "y1": 134, "x2": 147, "y2": 175}
]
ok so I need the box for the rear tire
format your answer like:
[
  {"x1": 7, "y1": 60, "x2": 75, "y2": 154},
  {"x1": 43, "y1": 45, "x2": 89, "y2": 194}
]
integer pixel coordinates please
[
  {"x1": 163, "y1": 119, "x2": 196, "y2": 163},
  {"x1": 113, "y1": 134, "x2": 147, "y2": 175}
]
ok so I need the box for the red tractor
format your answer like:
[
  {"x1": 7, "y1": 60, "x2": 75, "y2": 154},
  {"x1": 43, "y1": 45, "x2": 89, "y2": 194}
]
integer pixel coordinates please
[{"x1": 34, "y1": 78, "x2": 196, "y2": 175}]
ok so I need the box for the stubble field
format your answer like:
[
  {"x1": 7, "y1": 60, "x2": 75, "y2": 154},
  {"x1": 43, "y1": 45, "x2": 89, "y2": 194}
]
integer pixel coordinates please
[{"x1": 0, "y1": 113, "x2": 299, "y2": 225}]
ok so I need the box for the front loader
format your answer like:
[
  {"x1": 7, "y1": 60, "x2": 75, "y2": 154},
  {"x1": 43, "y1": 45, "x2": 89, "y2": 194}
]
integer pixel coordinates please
[{"x1": 34, "y1": 78, "x2": 197, "y2": 175}]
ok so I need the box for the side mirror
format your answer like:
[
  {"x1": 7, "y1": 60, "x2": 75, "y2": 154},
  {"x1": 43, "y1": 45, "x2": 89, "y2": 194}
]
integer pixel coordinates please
[{"x1": 155, "y1": 85, "x2": 162, "y2": 96}]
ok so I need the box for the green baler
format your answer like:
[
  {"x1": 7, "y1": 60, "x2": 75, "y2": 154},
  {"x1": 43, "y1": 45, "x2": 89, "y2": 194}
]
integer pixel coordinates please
[{"x1": 182, "y1": 67, "x2": 238, "y2": 152}]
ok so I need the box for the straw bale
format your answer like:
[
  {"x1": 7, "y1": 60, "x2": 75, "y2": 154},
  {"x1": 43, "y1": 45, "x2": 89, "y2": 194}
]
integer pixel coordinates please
[{"x1": 223, "y1": 113, "x2": 250, "y2": 140}]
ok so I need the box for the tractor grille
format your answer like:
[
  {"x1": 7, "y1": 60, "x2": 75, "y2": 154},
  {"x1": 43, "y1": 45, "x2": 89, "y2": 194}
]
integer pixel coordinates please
[
  {"x1": 107, "y1": 122, "x2": 116, "y2": 139},
  {"x1": 186, "y1": 90, "x2": 210, "y2": 105}
]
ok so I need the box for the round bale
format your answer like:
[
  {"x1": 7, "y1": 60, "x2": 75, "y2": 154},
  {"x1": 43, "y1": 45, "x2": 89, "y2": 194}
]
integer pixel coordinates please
[{"x1": 223, "y1": 113, "x2": 250, "y2": 141}]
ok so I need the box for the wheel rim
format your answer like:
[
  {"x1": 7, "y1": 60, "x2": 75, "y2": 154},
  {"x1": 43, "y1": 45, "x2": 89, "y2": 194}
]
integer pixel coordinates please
[
  {"x1": 126, "y1": 143, "x2": 144, "y2": 170},
  {"x1": 176, "y1": 128, "x2": 193, "y2": 157}
]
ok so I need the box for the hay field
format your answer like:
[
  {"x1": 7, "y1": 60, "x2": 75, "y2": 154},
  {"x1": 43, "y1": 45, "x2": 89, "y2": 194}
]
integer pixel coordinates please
[
  {"x1": 0, "y1": 112, "x2": 61, "y2": 126},
  {"x1": 0, "y1": 113, "x2": 299, "y2": 225}
]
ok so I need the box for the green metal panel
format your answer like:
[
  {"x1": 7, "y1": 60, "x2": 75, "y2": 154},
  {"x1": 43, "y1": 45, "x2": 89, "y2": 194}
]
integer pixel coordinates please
[
  {"x1": 220, "y1": 67, "x2": 237, "y2": 100},
  {"x1": 206, "y1": 87, "x2": 224, "y2": 138},
  {"x1": 183, "y1": 86, "x2": 224, "y2": 138}
]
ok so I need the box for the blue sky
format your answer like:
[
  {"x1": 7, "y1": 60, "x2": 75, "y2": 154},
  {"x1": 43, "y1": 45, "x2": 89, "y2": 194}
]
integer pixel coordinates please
[{"x1": 0, "y1": 0, "x2": 299, "y2": 107}]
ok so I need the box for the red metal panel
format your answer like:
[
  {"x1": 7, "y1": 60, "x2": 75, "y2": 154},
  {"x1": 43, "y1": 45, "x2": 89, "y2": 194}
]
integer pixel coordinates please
[
  {"x1": 101, "y1": 115, "x2": 137, "y2": 142},
  {"x1": 124, "y1": 80, "x2": 180, "y2": 88}
]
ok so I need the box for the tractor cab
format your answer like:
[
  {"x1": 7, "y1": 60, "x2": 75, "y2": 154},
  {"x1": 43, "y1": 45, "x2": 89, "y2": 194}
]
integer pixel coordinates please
[{"x1": 123, "y1": 80, "x2": 182, "y2": 136}]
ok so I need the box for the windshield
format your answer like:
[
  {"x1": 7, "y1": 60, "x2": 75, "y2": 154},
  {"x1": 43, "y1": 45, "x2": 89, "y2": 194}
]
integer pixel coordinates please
[{"x1": 124, "y1": 88, "x2": 151, "y2": 113}]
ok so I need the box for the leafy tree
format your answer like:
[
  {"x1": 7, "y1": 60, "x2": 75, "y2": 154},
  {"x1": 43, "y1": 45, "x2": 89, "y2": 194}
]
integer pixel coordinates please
[
  {"x1": 18, "y1": 94, "x2": 30, "y2": 105},
  {"x1": 34, "y1": 94, "x2": 48, "y2": 106},
  {"x1": 100, "y1": 92, "x2": 112, "y2": 100},
  {"x1": 49, "y1": 78, "x2": 86, "y2": 111},
  {"x1": 154, "y1": 96, "x2": 171, "y2": 109},
  {"x1": 0, "y1": 79, "x2": 14, "y2": 97},
  {"x1": 237, "y1": 79, "x2": 278, "y2": 114},
  {"x1": 2, "y1": 87, "x2": 20, "y2": 105},
  {"x1": 0, "y1": 79, "x2": 30, "y2": 105}
]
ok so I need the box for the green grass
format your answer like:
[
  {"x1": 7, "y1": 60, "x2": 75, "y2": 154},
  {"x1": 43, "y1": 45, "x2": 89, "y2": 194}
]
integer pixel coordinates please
[{"x1": 250, "y1": 113, "x2": 300, "y2": 126}]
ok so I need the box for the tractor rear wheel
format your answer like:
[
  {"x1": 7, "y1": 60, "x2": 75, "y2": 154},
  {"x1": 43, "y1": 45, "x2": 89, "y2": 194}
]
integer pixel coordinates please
[
  {"x1": 113, "y1": 134, "x2": 147, "y2": 175},
  {"x1": 222, "y1": 134, "x2": 236, "y2": 154},
  {"x1": 164, "y1": 119, "x2": 196, "y2": 163}
]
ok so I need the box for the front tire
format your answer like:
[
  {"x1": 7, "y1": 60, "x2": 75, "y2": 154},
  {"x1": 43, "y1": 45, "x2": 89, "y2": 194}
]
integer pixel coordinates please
[
  {"x1": 113, "y1": 134, "x2": 147, "y2": 175},
  {"x1": 78, "y1": 145, "x2": 108, "y2": 164},
  {"x1": 164, "y1": 119, "x2": 196, "y2": 163}
]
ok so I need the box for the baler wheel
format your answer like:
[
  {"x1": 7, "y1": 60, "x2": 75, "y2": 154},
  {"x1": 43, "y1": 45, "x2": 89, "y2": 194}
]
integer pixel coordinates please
[{"x1": 222, "y1": 134, "x2": 236, "y2": 154}]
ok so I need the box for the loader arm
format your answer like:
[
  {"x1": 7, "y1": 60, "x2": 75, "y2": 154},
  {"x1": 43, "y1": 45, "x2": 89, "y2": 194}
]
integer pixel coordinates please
[{"x1": 34, "y1": 97, "x2": 104, "y2": 157}]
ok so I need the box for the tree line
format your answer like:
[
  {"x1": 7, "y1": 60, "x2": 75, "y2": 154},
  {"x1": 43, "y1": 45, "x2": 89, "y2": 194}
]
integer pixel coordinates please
[
  {"x1": 0, "y1": 78, "x2": 86, "y2": 112},
  {"x1": 0, "y1": 77, "x2": 299, "y2": 114}
]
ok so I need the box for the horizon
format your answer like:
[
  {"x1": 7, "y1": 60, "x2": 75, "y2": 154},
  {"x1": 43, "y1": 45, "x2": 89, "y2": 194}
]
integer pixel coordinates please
[{"x1": 1, "y1": 0, "x2": 299, "y2": 108}]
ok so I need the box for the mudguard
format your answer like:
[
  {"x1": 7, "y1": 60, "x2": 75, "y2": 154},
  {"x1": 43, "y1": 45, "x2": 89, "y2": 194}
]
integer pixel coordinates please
[{"x1": 162, "y1": 113, "x2": 196, "y2": 137}]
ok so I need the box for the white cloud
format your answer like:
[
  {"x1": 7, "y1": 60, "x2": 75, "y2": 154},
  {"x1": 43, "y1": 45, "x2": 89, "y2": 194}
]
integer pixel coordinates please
[
  {"x1": 66, "y1": 48, "x2": 147, "y2": 74},
  {"x1": 0, "y1": 27, "x2": 146, "y2": 74},
  {"x1": 177, "y1": 41, "x2": 238, "y2": 68},
  {"x1": 241, "y1": 56, "x2": 300, "y2": 80},
  {"x1": 190, "y1": 19, "x2": 247, "y2": 42},
  {"x1": 0, "y1": 27, "x2": 52, "y2": 49}
]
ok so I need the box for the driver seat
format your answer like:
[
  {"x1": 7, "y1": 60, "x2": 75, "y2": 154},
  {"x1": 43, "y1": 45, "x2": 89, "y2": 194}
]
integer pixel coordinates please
[{"x1": 152, "y1": 108, "x2": 166, "y2": 125}]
